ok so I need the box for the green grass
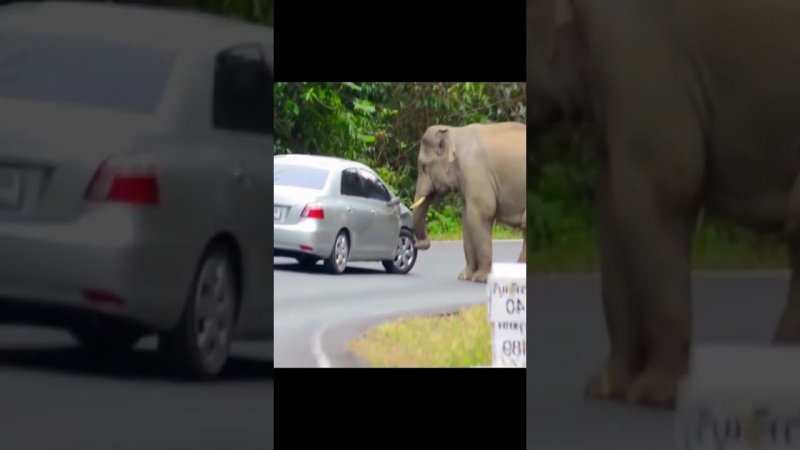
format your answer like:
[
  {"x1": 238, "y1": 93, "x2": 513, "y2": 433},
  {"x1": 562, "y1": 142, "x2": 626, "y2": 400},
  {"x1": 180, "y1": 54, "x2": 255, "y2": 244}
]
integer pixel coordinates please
[
  {"x1": 427, "y1": 224, "x2": 523, "y2": 241},
  {"x1": 348, "y1": 304, "x2": 491, "y2": 368},
  {"x1": 418, "y1": 195, "x2": 788, "y2": 273},
  {"x1": 526, "y1": 225, "x2": 789, "y2": 275}
]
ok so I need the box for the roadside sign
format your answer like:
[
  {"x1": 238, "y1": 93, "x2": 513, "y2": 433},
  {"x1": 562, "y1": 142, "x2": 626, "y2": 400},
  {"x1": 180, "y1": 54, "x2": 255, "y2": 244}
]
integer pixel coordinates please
[
  {"x1": 675, "y1": 345, "x2": 800, "y2": 449},
  {"x1": 487, "y1": 263, "x2": 526, "y2": 368}
]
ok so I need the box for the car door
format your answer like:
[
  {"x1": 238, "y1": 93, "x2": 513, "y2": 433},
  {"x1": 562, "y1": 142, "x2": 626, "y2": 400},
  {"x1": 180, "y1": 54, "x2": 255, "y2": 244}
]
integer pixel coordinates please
[
  {"x1": 206, "y1": 42, "x2": 273, "y2": 337},
  {"x1": 358, "y1": 168, "x2": 401, "y2": 259},
  {"x1": 339, "y1": 167, "x2": 374, "y2": 259}
]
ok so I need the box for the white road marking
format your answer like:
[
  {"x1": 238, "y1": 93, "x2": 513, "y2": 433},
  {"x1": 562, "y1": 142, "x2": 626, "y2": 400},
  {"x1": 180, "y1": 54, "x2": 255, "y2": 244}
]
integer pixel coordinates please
[
  {"x1": 310, "y1": 309, "x2": 401, "y2": 368},
  {"x1": 311, "y1": 324, "x2": 332, "y2": 368}
]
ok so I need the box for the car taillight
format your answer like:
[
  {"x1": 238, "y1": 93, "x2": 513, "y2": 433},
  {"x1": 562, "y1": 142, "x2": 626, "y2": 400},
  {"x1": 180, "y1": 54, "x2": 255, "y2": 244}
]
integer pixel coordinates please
[
  {"x1": 85, "y1": 160, "x2": 160, "y2": 205},
  {"x1": 301, "y1": 203, "x2": 325, "y2": 219},
  {"x1": 83, "y1": 289, "x2": 124, "y2": 307}
]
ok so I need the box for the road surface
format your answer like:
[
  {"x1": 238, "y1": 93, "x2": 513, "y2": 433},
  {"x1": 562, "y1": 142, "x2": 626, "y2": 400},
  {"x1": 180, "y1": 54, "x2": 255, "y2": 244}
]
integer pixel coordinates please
[
  {"x1": 0, "y1": 327, "x2": 272, "y2": 450},
  {"x1": 527, "y1": 271, "x2": 791, "y2": 449},
  {"x1": 273, "y1": 240, "x2": 524, "y2": 367}
]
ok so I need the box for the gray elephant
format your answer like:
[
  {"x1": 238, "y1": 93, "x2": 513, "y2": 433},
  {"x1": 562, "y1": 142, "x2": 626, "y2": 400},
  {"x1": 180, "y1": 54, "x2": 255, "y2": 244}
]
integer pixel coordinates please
[
  {"x1": 409, "y1": 122, "x2": 526, "y2": 283},
  {"x1": 529, "y1": 0, "x2": 800, "y2": 407}
]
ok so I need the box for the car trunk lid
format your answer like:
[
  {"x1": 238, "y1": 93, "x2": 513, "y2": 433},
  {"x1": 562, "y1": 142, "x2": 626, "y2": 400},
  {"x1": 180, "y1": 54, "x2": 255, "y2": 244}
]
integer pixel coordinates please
[{"x1": 0, "y1": 99, "x2": 163, "y2": 222}]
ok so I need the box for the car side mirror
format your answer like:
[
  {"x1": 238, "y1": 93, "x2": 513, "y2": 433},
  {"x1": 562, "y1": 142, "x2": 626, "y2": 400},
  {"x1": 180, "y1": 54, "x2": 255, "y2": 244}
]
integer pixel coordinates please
[{"x1": 387, "y1": 197, "x2": 401, "y2": 207}]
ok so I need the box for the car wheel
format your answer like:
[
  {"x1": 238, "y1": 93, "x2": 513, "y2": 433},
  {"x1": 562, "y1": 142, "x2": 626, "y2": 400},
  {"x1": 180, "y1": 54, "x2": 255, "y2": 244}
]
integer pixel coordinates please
[
  {"x1": 160, "y1": 244, "x2": 238, "y2": 379},
  {"x1": 383, "y1": 228, "x2": 417, "y2": 274},
  {"x1": 296, "y1": 254, "x2": 319, "y2": 269},
  {"x1": 72, "y1": 322, "x2": 143, "y2": 355},
  {"x1": 323, "y1": 231, "x2": 349, "y2": 275}
]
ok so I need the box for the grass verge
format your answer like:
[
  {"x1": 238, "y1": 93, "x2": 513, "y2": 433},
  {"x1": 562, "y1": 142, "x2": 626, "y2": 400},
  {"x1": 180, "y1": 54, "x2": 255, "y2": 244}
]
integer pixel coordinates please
[
  {"x1": 348, "y1": 304, "x2": 491, "y2": 368},
  {"x1": 427, "y1": 224, "x2": 522, "y2": 241},
  {"x1": 527, "y1": 228, "x2": 789, "y2": 275}
]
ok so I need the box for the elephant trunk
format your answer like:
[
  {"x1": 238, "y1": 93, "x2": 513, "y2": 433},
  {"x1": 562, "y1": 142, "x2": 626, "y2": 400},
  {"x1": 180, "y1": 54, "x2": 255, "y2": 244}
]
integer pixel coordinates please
[{"x1": 411, "y1": 175, "x2": 434, "y2": 250}]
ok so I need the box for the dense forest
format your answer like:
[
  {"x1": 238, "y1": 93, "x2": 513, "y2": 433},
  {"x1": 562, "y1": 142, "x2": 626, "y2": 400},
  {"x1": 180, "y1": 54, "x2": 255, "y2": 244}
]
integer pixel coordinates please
[{"x1": 274, "y1": 82, "x2": 527, "y2": 239}]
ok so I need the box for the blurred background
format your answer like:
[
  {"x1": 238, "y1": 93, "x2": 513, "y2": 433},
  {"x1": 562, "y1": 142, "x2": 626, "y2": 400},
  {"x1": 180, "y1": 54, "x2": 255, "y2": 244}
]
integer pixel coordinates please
[
  {"x1": 529, "y1": 124, "x2": 788, "y2": 274},
  {"x1": 0, "y1": 0, "x2": 273, "y2": 25}
]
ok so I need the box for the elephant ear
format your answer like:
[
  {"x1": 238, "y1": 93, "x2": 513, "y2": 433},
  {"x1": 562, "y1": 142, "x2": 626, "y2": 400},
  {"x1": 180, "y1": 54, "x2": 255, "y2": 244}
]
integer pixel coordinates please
[{"x1": 435, "y1": 129, "x2": 457, "y2": 163}]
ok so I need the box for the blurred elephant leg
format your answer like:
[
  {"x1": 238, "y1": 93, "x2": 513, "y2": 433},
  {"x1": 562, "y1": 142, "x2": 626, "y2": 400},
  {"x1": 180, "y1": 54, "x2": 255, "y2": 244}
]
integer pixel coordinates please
[
  {"x1": 617, "y1": 160, "x2": 698, "y2": 406},
  {"x1": 774, "y1": 240, "x2": 800, "y2": 343},
  {"x1": 585, "y1": 175, "x2": 645, "y2": 401},
  {"x1": 774, "y1": 178, "x2": 800, "y2": 343},
  {"x1": 617, "y1": 176, "x2": 696, "y2": 407}
]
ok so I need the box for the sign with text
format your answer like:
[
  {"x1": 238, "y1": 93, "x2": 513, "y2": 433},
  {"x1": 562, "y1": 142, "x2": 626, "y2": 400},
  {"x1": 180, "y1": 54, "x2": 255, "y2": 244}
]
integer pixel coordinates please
[
  {"x1": 676, "y1": 345, "x2": 800, "y2": 450},
  {"x1": 487, "y1": 263, "x2": 526, "y2": 368}
]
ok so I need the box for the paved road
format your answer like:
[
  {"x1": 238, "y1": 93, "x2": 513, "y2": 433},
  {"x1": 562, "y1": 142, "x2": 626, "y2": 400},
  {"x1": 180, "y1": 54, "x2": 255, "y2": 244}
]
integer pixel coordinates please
[
  {"x1": 273, "y1": 240, "x2": 524, "y2": 367},
  {"x1": 0, "y1": 327, "x2": 272, "y2": 450},
  {"x1": 527, "y1": 271, "x2": 791, "y2": 449}
]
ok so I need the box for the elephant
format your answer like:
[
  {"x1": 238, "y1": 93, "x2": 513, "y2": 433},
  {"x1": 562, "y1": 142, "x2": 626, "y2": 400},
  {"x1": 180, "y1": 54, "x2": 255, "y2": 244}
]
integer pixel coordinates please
[
  {"x1": 528, "y1": 0, "x2": 800, "y2": 407},
  {"x1": 409, "y1": 122, "x2": 526, "y2": 283}
]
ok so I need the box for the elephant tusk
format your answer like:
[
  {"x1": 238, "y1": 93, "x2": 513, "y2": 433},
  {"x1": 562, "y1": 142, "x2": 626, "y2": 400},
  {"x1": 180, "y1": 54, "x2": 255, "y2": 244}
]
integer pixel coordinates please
[{"x1": 409, "y1": 196, "x2": 426, "y2": 210}]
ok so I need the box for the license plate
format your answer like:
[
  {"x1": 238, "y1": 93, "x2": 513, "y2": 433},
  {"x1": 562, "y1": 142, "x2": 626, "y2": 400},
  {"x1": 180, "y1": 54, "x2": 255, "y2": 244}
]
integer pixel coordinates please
[
  {"x1": 274, "y1": 206, "x2": 283, "y2": 221},
  {"x1": 0, "y1": 167, "x2": 22, "y2": 209}
]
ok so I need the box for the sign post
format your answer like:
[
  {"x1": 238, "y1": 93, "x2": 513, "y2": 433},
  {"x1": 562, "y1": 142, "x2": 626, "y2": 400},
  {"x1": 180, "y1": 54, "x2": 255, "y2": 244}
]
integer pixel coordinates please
[{"x1": 487, "y1": 263, "x2": 526, "y2": 368}]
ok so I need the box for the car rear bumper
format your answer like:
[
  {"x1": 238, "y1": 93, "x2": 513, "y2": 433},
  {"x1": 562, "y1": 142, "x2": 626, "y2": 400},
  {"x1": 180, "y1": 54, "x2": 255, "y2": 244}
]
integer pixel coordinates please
[
  {"x1": 274, "y1": 219, "x2": 336, "y2": 259},
  {"x1": 0, "y1": 205, "x2": 197, "y2": 331}
]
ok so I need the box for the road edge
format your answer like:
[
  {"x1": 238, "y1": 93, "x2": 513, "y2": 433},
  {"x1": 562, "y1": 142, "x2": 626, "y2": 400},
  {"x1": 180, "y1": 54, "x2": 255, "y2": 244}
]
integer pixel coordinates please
[{"x1": 313, "y1": 301, "x2": 488, "y2": 368}]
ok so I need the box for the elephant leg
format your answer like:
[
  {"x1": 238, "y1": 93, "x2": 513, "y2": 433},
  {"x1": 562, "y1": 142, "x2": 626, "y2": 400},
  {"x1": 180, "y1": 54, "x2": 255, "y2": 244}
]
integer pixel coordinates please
[
  {"x1": 585, "y1": 177, "x2": 646, "y2": 401},
  {"x1": 619, "y1": 181, "x2": 697, "y2": 407},
  {"x1": 464, "y1": 205, "x2": 493, "y2": 283},
  {"x1": 774, "y1": 240, "x2": 800, "y2": 342},
  {"x1": 459, "y1": 217, "x2": 477, "y2": 281},
  {"x1": 518, "y1": 209, "x2": 527, "y2": 263}
]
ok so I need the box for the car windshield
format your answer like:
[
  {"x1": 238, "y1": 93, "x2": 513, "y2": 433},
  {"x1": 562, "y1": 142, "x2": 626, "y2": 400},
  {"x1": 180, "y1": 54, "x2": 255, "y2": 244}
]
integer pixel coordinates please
[
  {"x1": 274, "y1": 164, "x2": 330, "y2": 190},
  {"x1": 0, "y1": 32, "x2": 175, "y2": 113}
]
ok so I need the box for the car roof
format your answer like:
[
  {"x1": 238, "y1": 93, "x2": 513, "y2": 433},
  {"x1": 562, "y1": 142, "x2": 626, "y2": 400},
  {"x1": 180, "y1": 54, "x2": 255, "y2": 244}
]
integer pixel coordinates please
[
  {"x1": 0, "y1": 1, "x2": 273, "y2": 53},
  {"x1": 274, "y1": 154, "x2": 374, "y2": 173}
]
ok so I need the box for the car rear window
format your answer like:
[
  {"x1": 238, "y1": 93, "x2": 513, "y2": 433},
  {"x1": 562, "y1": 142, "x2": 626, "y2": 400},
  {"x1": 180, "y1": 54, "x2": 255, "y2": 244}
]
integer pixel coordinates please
[
  {"x1": 0, "y1": 31, "x2": 175, "y2": 113},
  {"x1": 274, "y1": 164, "x2": 330, "y2": 190}
]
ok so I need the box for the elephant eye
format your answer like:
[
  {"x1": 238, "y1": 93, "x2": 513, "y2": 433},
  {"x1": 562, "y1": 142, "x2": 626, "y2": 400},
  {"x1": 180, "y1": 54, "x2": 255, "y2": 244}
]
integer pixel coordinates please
[{"x1": 420, "y1": 163, "x2": 427, "y2": 173}]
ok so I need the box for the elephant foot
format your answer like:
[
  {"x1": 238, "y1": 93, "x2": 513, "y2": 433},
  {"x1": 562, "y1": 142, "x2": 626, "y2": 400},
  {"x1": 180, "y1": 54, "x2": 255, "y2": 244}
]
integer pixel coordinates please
[
  {"x1": 470, "y1": 271, "x2": 489, "y2": 283},
  {"x1": 773, "y1": 318, "x2": 800, "y2": 343},
  {"x1": 457, "y1": 268, "x2": 474, "y2": 281},
  {"x1": 625, "y1": 367, "x2": 685, "y2": 408},
  {"x1": 584, "y1": 358, "x2": 637, "y2": 401}
]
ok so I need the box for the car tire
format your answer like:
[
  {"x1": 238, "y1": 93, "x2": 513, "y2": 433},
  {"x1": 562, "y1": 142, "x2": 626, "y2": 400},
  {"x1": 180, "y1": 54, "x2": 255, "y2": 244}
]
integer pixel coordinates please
[
  {"x1": 383, "y1": 228, "x2": 417, "y2": 274},
  {"x1": 72, "y1": 322, "x2": 143, "y2": 355},
  {"x1": 296, "y1": 254, "x2": 319, "y2": 269},
  {"x1": 159, "y1": 243, "x2": 238, "y2": 380},
  {"x1": 323, "y1": 230, "x2": 349, "y2": 275}
]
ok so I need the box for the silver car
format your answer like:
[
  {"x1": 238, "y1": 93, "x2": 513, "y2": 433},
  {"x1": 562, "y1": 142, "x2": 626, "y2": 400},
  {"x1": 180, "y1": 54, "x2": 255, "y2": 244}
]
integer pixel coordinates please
[
  {"x1": 0, "y1": 2, "x2": 273, "y2": 378},
  {"x1": 274, "y1": 154, "x2": 417, "y2": 275}
]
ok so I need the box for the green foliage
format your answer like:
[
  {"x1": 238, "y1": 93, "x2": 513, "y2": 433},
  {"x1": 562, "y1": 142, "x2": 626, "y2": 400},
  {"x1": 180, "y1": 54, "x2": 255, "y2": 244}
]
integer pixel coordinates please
[
  {"x1": 527, "y1": 123, "x2": 791, "y2": 272},
  {"x1": 275, "y1": 82, "x2": 526, "y2": 236},
  {"x1": 117, "y1": 0, "x2": 273, "y2": 25}
]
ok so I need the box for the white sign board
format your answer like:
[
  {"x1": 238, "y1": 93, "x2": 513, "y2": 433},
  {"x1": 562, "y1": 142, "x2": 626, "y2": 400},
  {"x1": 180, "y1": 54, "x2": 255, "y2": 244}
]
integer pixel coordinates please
[
  {"x1": 487, "y1": 263, "x2": 526, "y2": 368},
  {"x1": 675, "y1": 345, "x2": 800, "y2": 450}
]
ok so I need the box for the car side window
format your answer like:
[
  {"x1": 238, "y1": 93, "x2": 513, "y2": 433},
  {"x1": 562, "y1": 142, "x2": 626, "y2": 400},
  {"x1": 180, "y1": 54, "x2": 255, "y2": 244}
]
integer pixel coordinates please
[
  {"x1": 340, "y1": 169, "x2": 364, "y2": 197},
  {"x1": 213, "y1": 43, "x2": 273, "y2": 135},
  {"x1": 359, "y1": 170, "x2": 391, "y2": 202}
]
